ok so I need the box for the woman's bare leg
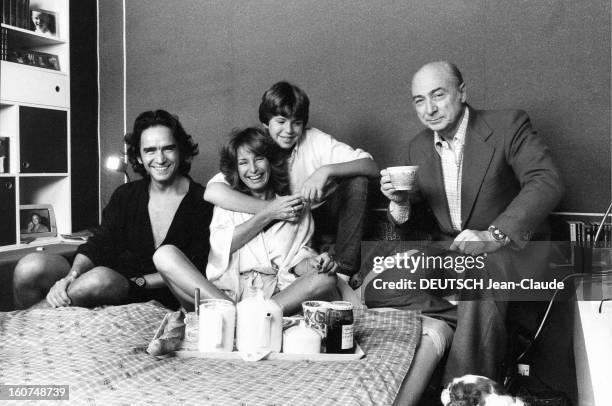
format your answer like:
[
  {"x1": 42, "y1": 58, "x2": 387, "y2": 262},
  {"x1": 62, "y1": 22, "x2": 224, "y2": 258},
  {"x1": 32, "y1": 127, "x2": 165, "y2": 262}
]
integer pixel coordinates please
[
  {"x1": 273, "y1": 271, "x2": 339, "y2": 315},
  {"x1": 153, "y1": 244, "x2": 230, "y2": 311}
]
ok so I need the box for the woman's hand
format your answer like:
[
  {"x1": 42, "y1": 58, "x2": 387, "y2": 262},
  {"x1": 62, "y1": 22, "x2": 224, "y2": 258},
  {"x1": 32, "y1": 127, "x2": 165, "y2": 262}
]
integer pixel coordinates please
[{"x1": 260, "y1": 193, "x2": 304, "y2": 223}]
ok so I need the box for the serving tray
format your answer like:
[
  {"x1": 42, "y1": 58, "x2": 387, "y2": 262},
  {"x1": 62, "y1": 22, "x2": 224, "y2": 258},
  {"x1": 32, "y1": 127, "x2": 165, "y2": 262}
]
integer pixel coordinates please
[
  {"x1": 172, "y1": 342, "x2": 365, "y2": 362},
  {"x1": 150, "y1": 311, "x2": 365, "y2": 361}
]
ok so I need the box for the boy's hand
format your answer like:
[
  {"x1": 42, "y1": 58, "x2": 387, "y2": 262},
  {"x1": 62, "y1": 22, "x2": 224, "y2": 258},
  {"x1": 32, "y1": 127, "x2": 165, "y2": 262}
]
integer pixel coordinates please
[
  {"x1": 261, "y1": 194, "x2": 304, "y2": 223},
  {"x1": 300, "y1": 252, "x2": 337, "y2": 275},
  {"x1": 301, "y1": 167, "x2": 330, "y2": 203}
]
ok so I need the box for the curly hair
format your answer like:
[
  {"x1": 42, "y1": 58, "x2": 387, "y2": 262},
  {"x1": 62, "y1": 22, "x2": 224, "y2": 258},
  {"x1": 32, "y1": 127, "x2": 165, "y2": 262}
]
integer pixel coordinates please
[
  {"x1": 219, "y1": 127, "x2": 289, "y2": 195},
  {"x1": 124, "y1": 109, "x2": 199, "y2": 177},
  {"x1": 258, "y1": 81, "x2": 310, "y2": 126}
]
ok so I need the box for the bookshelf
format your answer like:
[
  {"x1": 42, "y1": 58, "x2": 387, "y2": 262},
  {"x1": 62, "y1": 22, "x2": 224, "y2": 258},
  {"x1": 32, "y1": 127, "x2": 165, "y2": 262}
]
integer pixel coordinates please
[{"x1": 0, "y1": 0, "x2": 70, "y2": 249}]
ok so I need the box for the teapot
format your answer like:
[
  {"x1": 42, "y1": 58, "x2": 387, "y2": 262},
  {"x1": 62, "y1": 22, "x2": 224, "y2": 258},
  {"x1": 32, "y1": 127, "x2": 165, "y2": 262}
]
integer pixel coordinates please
[{"x1": 236, "y1": 288, "x2": 282, "y2": 354}]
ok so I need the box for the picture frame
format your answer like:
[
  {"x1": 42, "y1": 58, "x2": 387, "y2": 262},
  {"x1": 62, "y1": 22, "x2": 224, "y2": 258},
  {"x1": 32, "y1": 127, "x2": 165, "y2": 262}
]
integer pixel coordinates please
[
  {"x1": 7, "y1": 49, "x2": 60, "y2": 70},
  {"x1": 20, "y1": 204, "x2": 58, "y2": 241},
  {"x1": 30, "y1": 8, "x2": 58, "y2": 38}
]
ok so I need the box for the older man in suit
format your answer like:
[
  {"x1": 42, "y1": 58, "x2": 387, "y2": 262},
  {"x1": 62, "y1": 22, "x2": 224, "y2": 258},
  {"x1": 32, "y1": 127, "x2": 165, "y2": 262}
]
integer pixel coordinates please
[{"x1": 376, "y1": 61, "x2": 563, "y2": 382}]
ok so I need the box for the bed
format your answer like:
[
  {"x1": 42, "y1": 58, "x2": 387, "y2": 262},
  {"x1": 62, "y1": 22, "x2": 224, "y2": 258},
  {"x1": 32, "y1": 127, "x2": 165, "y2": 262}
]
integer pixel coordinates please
[{"x1": 0, "y1": 301, "x2": 421, "y2": 405}]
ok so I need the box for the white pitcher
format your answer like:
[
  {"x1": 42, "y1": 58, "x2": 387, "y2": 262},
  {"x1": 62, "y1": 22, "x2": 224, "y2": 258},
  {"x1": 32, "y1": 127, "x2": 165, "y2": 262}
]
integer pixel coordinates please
[{"x1": 236, "y1": 289, "x2": 282, "y2": 354}]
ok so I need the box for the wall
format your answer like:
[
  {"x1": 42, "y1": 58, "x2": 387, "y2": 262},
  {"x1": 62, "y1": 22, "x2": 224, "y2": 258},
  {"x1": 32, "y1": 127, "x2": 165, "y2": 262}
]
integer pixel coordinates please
[
  {"x1": 98, "y1": 0, "x2": 611, "y2": 212},
  {"x1": 98, "y1": 0, "x2": 126, "y2": 211},
  {"x1": 70, "y1": 0, "x2": 99, "y2": 230}
]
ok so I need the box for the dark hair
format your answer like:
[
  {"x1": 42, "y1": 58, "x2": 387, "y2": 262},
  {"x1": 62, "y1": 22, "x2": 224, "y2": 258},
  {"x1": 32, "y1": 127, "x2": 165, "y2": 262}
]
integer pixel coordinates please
[
  {"x1": 258, "y1": 81, "x2": 310, "y2": 126},
  {"x1": 220, "y1": 127, "x2": 289, "y2": 195},
  {"x1": 124, "y1": 109, "x2": 199, "y2": 177}
]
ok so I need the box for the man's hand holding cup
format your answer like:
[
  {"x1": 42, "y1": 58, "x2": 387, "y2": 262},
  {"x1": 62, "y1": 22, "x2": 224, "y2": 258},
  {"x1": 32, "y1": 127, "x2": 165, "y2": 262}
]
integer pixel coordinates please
[{"x1": 380, "y1": 166, "x2": 419, "y2": 204}]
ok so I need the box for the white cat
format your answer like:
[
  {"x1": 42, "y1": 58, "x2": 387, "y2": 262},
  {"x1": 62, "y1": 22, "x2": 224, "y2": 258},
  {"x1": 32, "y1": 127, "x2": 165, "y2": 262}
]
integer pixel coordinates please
[{"x1": 441, "y1": 375, "x2": 525, "y2": 406}]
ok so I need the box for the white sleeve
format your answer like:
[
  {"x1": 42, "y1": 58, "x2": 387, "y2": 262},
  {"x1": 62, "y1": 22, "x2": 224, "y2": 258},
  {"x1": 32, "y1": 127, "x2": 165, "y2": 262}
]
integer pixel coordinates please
[
  {"x1": 206, "y1": 172, "x2": 229, "y2": 186},
  {"x1": 389, "y1": 201, "x2": 411, "y2": 224},
  {"x1": 307, "y1": 129, "x2": 373, "y2": 166},
  {"x1": 205, "y1": 206, "x2": 236, "y2": 282}
]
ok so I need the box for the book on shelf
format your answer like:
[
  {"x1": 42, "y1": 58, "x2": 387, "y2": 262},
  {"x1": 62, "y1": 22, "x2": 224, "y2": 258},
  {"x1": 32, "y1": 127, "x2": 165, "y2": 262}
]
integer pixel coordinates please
[
  {"x1": 5, "y1": 48, "x2": 60, "y2": 70},
  {"x1": 0, "y1": 136, "x2": 9, "y2": 174},
  {"x1": 10, "y1": 0, "x2": 17, "y2": 26},
  {"x1": 1, "y1": 27, "x2": 7, "y2": 61},
  {"x1": 567, "y1": 219, "x2": 612, "y2": 248},
  {"x1": 4, "y1": 0, "x2": 39, "y2": 30},
  {"x1": 1, "y1": 0, "x2": 9, "y2": 25},
  {"x1": 1, "y1": 0, "x2": 31, "y2": 29}
]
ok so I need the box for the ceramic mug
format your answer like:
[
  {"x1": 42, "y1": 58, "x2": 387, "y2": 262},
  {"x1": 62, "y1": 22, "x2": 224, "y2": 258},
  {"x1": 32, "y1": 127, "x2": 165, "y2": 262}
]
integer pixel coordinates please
[
  {"x1": 302, "y1": 300, "x2": 330, "y2": 339},
  {"x1": 198, "y1": 299, "x2": 235, "y2": 352}
]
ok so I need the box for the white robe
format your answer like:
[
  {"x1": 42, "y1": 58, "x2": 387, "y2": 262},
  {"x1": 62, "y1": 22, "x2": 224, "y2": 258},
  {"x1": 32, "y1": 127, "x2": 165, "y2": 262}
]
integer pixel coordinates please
[{"x1": 206, "y1": 205, "x2": 317, "y2": 302}]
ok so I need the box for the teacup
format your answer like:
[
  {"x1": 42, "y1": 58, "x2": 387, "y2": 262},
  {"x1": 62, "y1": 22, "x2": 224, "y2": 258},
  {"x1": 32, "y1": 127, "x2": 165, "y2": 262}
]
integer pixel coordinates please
[
  {"x1": 386, "y1": 166, "x2": 419, "y2": 191},
  {"x1": 198, "y1": 299, "x2": 235, "y2": 352},
  {"x1": 302, "y1": 300, "x2": 330, "y2": 339}
]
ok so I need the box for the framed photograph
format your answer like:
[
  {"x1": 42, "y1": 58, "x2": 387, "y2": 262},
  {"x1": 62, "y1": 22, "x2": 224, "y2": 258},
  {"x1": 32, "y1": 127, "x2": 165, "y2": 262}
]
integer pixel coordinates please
[
  {"x1": 7, "y1": 49, "x2": 60, "y2": 70},
  {"x1": 30, "y1": 8, "x2": 57, "y2": 37},
  {"x1": 20, "y1": 204, "x2": 58, "y2": 241}
]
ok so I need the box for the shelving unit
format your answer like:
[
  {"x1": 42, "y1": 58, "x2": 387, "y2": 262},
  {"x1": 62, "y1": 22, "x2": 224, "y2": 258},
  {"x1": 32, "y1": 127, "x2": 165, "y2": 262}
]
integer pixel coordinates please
[{"x1": 0, "y1": 0, "x2": 70, "y2": 250}]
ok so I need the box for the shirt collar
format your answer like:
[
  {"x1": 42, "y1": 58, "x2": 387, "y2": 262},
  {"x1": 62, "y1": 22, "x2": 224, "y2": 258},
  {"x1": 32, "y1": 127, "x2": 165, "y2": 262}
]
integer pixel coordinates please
[{"x1": 434, "y1": 107, "x2": 469, "y2": 147}]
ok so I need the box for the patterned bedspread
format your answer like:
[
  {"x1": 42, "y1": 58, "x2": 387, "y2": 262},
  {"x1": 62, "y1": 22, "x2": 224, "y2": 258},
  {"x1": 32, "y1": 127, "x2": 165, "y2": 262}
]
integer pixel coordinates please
[{"x1": 0, "y1": 302, "x2": 420, "y2": 406}]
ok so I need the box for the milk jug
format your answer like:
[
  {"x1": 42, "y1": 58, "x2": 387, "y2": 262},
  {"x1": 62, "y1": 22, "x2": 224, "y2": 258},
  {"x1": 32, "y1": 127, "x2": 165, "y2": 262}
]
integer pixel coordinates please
[
  {"x1": 236, "y1": 288, "x2": 282, "y2": 353},
  {"x1": 198, "y1": 299, "x2": 236, "y2": 352}
]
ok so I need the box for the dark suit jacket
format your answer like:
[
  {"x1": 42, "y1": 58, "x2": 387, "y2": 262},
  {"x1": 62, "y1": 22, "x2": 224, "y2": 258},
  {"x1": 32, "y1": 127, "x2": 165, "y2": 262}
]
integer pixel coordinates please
[{"x1": 401, "y1": 106, "x2": 563, "y2": 249}]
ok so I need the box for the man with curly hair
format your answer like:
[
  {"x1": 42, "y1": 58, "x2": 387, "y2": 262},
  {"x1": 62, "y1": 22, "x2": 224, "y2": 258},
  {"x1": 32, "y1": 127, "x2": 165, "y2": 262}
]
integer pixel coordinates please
[{"x1": 13, "y1": 110, "x2": 214, "y2": 309}]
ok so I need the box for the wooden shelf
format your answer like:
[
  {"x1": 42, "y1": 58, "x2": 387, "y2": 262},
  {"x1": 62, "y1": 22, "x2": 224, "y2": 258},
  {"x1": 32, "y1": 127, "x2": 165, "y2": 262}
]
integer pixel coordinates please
[
  {"x1": 1, "y1": 23, "x2": 66, "y2": 46},
  {"x1": 0, "y1": 0, "x2": 71, "y2": 247},
  {"x1": 0, "y1": 60, "x2": 67, "y2": 76},
  {"x1": 19, "y1": 173, "x2": 68, "y2": 177}
]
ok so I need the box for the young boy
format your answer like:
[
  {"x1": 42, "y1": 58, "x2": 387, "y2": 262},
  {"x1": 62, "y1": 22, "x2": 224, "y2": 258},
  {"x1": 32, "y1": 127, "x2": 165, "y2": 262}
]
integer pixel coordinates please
[{"x1": 205, "y1": 81, "x2": 378, "y2": 283}]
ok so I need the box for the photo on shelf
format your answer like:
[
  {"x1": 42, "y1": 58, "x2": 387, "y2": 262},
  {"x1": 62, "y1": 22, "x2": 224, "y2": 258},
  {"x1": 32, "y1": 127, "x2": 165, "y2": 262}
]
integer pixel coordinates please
[
  {"x1": 30, "y1": 8, "x2": 57, "y2": 37},
  {"x1": 20, "y1": 204, "x2": 58, "y2": 240},
  {"x1": 7, "y1": 49, "x2": 60, "y2": 70}
]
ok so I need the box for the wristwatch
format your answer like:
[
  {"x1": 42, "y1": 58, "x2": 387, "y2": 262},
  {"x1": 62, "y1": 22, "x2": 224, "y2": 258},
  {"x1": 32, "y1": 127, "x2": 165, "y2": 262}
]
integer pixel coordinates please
[
  {"x1": 133, "y1": 276, "x2": 147, "y2": 288},
  {"x1": 488, "y1": 225, "x2": 509, "y2": 245}
]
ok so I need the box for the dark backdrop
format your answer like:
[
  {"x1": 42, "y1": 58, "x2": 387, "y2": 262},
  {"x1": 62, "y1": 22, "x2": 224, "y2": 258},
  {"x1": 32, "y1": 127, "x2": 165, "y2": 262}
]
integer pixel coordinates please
[
  {"x1": 99, "y1": 0, "x2": 611, "y2": 213},
  {"x1": 70, "y1": 0, "x2": 99, "y2": 229}
]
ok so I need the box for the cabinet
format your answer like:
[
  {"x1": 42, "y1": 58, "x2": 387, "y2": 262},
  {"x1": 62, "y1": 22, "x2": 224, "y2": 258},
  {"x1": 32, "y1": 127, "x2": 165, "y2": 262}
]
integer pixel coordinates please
[
  {"x1": 0, "y1": 0, "x2": 70, "y2": 250},
  {"x1": 0, "y1": 177, "x2": 15, "y2": 245}
]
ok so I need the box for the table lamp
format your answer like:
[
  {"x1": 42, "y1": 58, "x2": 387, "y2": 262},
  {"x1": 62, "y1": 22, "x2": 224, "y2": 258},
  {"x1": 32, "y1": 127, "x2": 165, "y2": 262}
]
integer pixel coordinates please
[{"x1": 105, "y1": 155, "x2": 130, "y2": 182}]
